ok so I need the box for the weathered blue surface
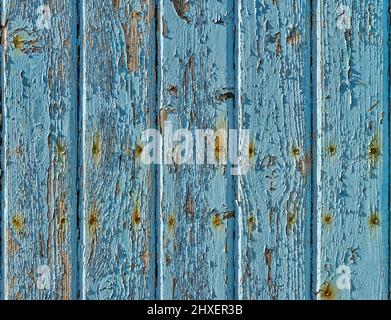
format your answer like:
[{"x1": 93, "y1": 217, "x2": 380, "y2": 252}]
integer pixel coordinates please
[
  {"x1": 236, "y1": 0, "x2": 312, "y2": 300},
  {"x1": 314, "y1": 0, "x2": 389, "y2": 300},
  {"x1": 1, "y1": 0, "x2": 78, "y2": 299},
  {"x1": 0, "y1": 0, "x2": 390, "y2": 300},
  {"x1": 157, "y1": 0, "x2": 235, "y2": 300},
  {"x1": 80, "y1": 0, "x2": 156, "y2": 299}
]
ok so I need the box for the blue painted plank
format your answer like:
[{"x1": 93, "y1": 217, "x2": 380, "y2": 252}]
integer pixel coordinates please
[
  {"x1": 0, "y1": 0, "x2": 389, "y2": 302},
  {"x1": 1, "y1": 0, "x2": 78, "y2": 299},
  {"x1": 80, "y1": 0, "x2": 157, "y2": 299},
  {"x1": 157, "y1": 0, "x2": 235, "y2": 299},
  {"x1": 314, "y1": 0, "x2": 389, "y2": 300},
  {"x1": 236, "y1": 0, "x2": 312, "y2": 299},
  {"x1": 0, "y1": 0, "x2": 4, "y2": 300}
]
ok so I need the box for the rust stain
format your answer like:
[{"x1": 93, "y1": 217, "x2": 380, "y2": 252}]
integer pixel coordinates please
[
  {"x1": 327, "y1": 142, "x2": 337, "y2": 157},
  {"x1": 92, "y1": 132, "x2": 102, "y2": 165},
  {"x1": 88, "y1": 205, "x2": 100, "y2": 241},
  {"x1": 132, "y1": 205, "x2": 142, "y2": 227},
  {"x1": 248, "y1": 216, "x2": 256, "y2": 233},
  {"x1": 368, "y1": 212, "x2": 380, "y2": 229},
  {"x1": 291, "y1": 146, "x2": 300, "y2": 157},
  {"x1": 368, "y1": 134, "x2": 381, "y2": 166},
  {"x1": 168, "y1": 213, "x2": 176, "y2": 231},
  {"x1": 214, "y1": 135, "x2": 225, "y2": 163},
  {"x1": 212, "y1": 214, "x2": 223, "y2": 230},
  {"x1": 11, "y1": 214, "x2": 25, "y2": 236},
  {"x1": 135, "y1": 142, "x2": 144, "y2": 159},
  {"x1": 318, "y1": 282, "x2": 337, "y2": 300},
  {"x1": 248, "y1": 140, "x2": 256, "y2": 160},
  {"x1": 323, "y1": 213, "x2": 333, "y2": 226}
]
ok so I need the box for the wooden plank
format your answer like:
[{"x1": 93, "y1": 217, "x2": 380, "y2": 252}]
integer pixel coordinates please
[
  {"x1": 314, "y1": 0, "x2": 389, "y2": 300},
  {"x1": 236, "y1": 0, "x2": 312, "y2": 299},
  {"x1": 80, "y1": 0, "x2": 156, "y2": 299},
  {"x1": 157, "y1": 0, "x2": 235, "y2": 299},
  {"x1": 0, "y1": 1, "x2": 4, "y2": 300},
  {"x1": 1, "y1": 1, "x2": 78, "y2": 299}
]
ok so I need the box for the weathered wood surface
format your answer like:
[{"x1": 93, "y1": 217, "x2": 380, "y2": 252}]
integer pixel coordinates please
[
  {"x1": 0, "y1": 0, "x2": 390, "y2": 300},
  {"x1": 314, "y1": 0, "x2": 389, "y2": 300},
  {"x1": 157, "y1": 0, "x2": 235, "y2": 299},
  {"x1": 80, "y1": 0, "x2": 156, "y2": 299},
  {"x1": 236, "y1": 0, "x2": 312, "y2": 300},
  {"x1": 1, "y1": 0, "x2": 78, "y2": 299}
]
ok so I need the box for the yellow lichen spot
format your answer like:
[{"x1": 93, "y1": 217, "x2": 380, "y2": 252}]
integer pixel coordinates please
[
  {"x1": 323, "y1": 213, "x2": 333, "y2": 226},
  {"x1": 135, "y1": 143, "x2": 143, "y2": 159},
  {"x1": 214, "y1": 135, "x2": 225, "y2": 163},
  {"x1": 56, "y1": 139, "x2": 67, "y2": 157},
  {"x1": 291, "y1": 146, "x2": 300, "y2": 157},
  {"x1": 92, "y1": 132, "x2": 102, "y2": 165},
  {"x1": 212, "y1": 214, "x2": 223, "y2": 229},
  {"x1": 248, "y1": 141, "x2": 256, "y2": 160},
  {"x1": 319, "y1": 283, "x2": 337, "y2": 300},
  {"x1": 13, "y1": 34, "x2": 24, "y2": 50},
  {"x1": 59, "y1": 215, "x2": 67, "y2": 230},
  {"x1": 287, "y1": 212, "x2": 297, "y2": 226},
  {"x1": 327, "y1": 143, "x2": 337, "y2": 157},
  {"x1": 11, "y1": 214, "x2": 24, "y2": 235},
  {"x1": 88, "y1": 206, "x2": 100, "y2": 240},
  {"x1": 132, "y1": 205, "x2": 142, "y2": 227},
  {"x1": 168, "y1": 213, "x2": 176, "y2": 231},
  {"x1": 369, "y1": 135, "x2": 381, "y2": 166},
  {"x1": 248, "y1": 216, "x2": 256, "y2": 232},
  {"x1": 368, "y1": 212, "x2": 380, "y2": 229}
]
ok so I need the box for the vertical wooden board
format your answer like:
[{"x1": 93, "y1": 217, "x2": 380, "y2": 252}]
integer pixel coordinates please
[
  {"x1": 0, "y1": 1, "x2": 4, "y2": 299},
  {"x1": 236, "y1": 1, "x2": 312, "y2": 299},
  {"x1": 80, "y1": 0, "x2": 156, "y2": 299},
  {"x1": 314, "y1": 1, "x2": 389, "y2": 299},
  {"x1": 1, "y1": 1, "x2": 78, "y2": 299},
  {"x1": 158, "y1": 0, "x2": 235, "y2": 299}
]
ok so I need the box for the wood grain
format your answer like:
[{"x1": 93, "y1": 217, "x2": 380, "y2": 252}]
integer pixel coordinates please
[
  {"x1": 157, "y1": 0, "x2": 235, "y2": 299},
  {"x1": 314, "y1": 0, "x2": 389, "y2": 300},
  {"x1": 0, "y1": 0, "x2": 390, "y2": 301},
  {"x1": 80, "y1": 0, "x2": 156, "y2": 299},
  {"x1": 1, "y1": 0, "x2": 78, "y2": 299},
  {"x1": 236, "y1": 0, "x2": 312, "y2": 299}
]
